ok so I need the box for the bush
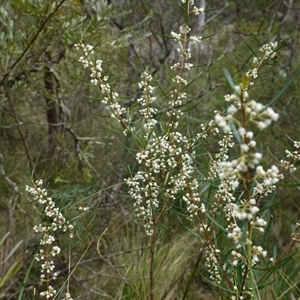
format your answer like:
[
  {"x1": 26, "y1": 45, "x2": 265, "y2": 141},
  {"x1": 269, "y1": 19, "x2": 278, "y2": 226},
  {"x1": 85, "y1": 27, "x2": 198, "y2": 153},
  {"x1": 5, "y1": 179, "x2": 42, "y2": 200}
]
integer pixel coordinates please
[{"x1": 1, "y1": 1, "x2": 300, "y2": 299}]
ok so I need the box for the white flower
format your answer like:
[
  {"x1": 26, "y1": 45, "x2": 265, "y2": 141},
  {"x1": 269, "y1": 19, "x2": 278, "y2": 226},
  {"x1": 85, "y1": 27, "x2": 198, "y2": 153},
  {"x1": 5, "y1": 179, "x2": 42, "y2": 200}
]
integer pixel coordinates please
[
  {"x1": 246, "y1": 131, "x2": 254, "y2": 139},
  {"x1": 171, "y1": 31, "x2": 181, "y2": 40},
  {"x1": 227, "y1": 105, "x2": 238, "y2": 115},
  {"x1": 240, "y1": 144, "x2": 249, "y2": 152}
]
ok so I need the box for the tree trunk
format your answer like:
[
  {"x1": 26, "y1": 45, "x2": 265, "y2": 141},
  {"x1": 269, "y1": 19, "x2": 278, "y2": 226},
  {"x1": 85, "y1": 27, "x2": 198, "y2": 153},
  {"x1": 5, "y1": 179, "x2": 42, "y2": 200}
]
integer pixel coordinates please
[{"x1": 44, "y1": 65, "x2": 61, "y2": 163}]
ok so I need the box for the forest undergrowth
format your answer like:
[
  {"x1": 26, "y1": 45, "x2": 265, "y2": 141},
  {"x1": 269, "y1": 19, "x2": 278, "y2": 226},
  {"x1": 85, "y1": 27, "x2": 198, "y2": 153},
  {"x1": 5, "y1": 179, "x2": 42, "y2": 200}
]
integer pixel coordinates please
[{"x1": 1, "y1": 0, "x2": 300, "y2": 299}]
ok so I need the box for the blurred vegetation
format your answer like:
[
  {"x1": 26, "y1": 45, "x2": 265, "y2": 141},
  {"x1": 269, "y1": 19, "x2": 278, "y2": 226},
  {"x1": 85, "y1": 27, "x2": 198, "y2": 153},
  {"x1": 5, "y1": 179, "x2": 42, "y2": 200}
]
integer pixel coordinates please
[{"x1": 0, "y1": 0, "x2": 300, "y2": 299}]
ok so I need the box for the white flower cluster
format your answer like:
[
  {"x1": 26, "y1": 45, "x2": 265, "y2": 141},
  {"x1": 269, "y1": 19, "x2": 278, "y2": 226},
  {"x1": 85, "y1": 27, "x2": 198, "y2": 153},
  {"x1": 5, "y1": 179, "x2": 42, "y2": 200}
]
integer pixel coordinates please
[
  {"x1": 207, "y1": 136, "x2": 238, "y2": 209},
  {"x1": 231, "y1": 244, "x2": 267, "y2": 267},
  {"x1": 121, "y1": 17, "x2": 212, "y2": 236},
  {"x1": 246, "y1": 41, "x2": 277, "y2": 85},
  {"x1": 180, "y1": 24, "x2": 191, "y2": 34},
  {"x1": 170, "y1": 2, "x2": 203, "y2": 72},
  {"x1": 231, "y1": 201, "x2": 259, "y2": 221},
  {"x1": 40, "y1": 285, "x2": 57, "y2": 299},
  {"x1": 209, "y1": 44, "x2": 284, "y2": 284},
  {"x1": 75, "y1": 43, "x2": 108, "y2": 89},
  {"x1": 292, "y1": 223, "x2": 300, "y2": 242},
  {"x1": 74, "y1": 43, "x2": 103, "y2": 86},
  {"x1": 252, "y1": 245, "x2": 267, "y2": 264},
  {"x1": 246, "y1": 67, "x2": 258, "y2": 79},
  {"x1": 26, "y1": 180, "x2": 74, "y2": 298},
  {"x1": 280, "y1": 140, "x2": 300, "y2": 172},
  {"x1": 26, "y1": 181, "x2": 74, "y2": 236},
  {"x1": 204, "y1": 246, "x2": 221, "y2": 284},
  {"x1": 209, "y1": 131, "x2": 279, "y2": 260},
  {"x1": 181, "y1": 0, "x2": 204, "y2": 16},
  {"x1": 169, "y1": 89, "x2": 186, "y2": 108},
  {"x1": 75, "y1": 43, "x2": 129, "y2": 135},
  {"x1": 216, "y1": 100, "x2": 278, "y2": 133},
  {"x1": 62, "y1": 293, "x2": 74, "y2": 300},
  {"x1": 191, "y1": 6, "x2": 204, "y2": 15},
  {"x1": 253, "y1": 165, "x2": 283, "y2": 197},
  {"x1": 126, "y1": 131, "x2": 205, "y2": 236},
  {"x1": 137, "y1": 72, "x2": 158, "y2": 131},
  {"x1": 78, "y1": 206, "x2": 89, "y2": 211},
  {"x1": 259, "y1": 41, "x2": 278, "y2": 58},
  {"x1": 173, "y1": 75, "x2": 188, "y2": 85},
  {"x1": 247, "y1": 101, "x2": 279, "y2": 129}
]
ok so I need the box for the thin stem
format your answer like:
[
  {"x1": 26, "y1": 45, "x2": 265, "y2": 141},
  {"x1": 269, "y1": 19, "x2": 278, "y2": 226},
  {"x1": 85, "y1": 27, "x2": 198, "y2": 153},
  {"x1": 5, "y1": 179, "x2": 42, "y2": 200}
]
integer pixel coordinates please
[
  {"x1": 257, "y1": 239, "x2": 296, "y2": 285},
  {"x1": 149, "y1": 219, "x2": 157, "y2": 300},
  {"x1": 53, "y1": 242, "x2": 93, "y2": 300},
  {"x1": 248, "y1": 263, "x2": 261, "y2": 300},
  {"x1": 154, "y1": 226, "x2": 181, "y2": 281},
  {"x1": 240, "y1": 89, "x2": 251, "y2": 202},
  {"x1": 1, "y1": 0, "x2": 68, "y2": 82},
  {"x1": 3, "y1": 81, "x2": 35, "y2": 178},
  {"x1": 96, "y1": 241, "x2": 143, "y2": 300}
]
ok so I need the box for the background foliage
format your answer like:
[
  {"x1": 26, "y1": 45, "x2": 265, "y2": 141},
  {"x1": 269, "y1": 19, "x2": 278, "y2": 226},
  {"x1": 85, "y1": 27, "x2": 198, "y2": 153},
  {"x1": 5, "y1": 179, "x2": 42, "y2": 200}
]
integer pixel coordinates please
[{"x1": 0, "y1": 0, "x2": 300, "y2": 299}]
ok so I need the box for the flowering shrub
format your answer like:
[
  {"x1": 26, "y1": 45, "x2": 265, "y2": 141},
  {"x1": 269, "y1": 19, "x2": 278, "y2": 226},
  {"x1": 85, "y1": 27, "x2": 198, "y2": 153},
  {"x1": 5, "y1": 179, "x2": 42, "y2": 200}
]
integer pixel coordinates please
[
  {"x1": 26, "y1": 180, "x2": 74, "y2": 299},
  {"x1": 23, "y1": 1, "x2": 300, "y2": 299}
]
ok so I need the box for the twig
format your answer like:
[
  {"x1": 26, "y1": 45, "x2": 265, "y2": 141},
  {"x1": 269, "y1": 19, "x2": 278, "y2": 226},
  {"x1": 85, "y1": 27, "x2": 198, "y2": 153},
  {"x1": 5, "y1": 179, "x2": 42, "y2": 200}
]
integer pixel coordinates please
[
  {"x1": 0, "y1": 152, "x2": 19, "y2": 193},
  {"x1": 257, "y1": 239, "x2": 297, "y2": 285},
  {"x1": 3, "y1": 81, "x2": 35, "y2": 178},
  {"x1": 1, "y1": 0, "x2": 68, "y2": 83},
  {"x1": 65, "y1": 127, "x2": 100, "y2": 175},
  {"x1": 53, "y1": 241, "x2": 93, "y2": 299},
  {"x1": 96, "y1": 235, "x2": 143, "y2": 300}
]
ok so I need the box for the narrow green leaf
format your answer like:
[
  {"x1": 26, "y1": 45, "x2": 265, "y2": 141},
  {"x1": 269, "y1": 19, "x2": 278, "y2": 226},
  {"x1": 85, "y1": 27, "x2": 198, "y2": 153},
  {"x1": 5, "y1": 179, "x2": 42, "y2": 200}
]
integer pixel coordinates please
[
  {"x1": 168, "y1": 0, "x2": 183, "y2": 9},
  {"x1": 223, "y1": 69, "x2": 236, "y2": 90},
  {"x1": 263, "y1": 69, "x2": 300, "y2": 109},
  {"x1": 244, "y1": 41, "x2": 259, "y2": 58},
  {"x1": 261, "y1": 190, "x2": 276, "y2": 219},
  {"x1": 18, "y1": 252, "x2": 35, "y2": 300},
  {"x1": 0, "y1": 232, "x2": 10, "y2": 246},
  {"x1": 181, "y1": 71, "x2": 202, "y2": 92},
  {"x1": 0, "y1": 254, "x2": 24, "y2": 290},
  {"x1": 230, "y1": 122, "x2": 242, "y2": 144},
  {"x1": 206, "y1": 212, "x2": 228, "y2": 233},
  {"x1": 157, "y1": 82, "x2": 171, "y2": 100},
  {"x1": 181, "y1": 100, "x2": 201, "y2": 113},
  {"x1": 1, "y1": 240, "x2": 22, "y2": 265},
  {"x1": 236, "y1": 55, "x2": 251, "y2": 70}
]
